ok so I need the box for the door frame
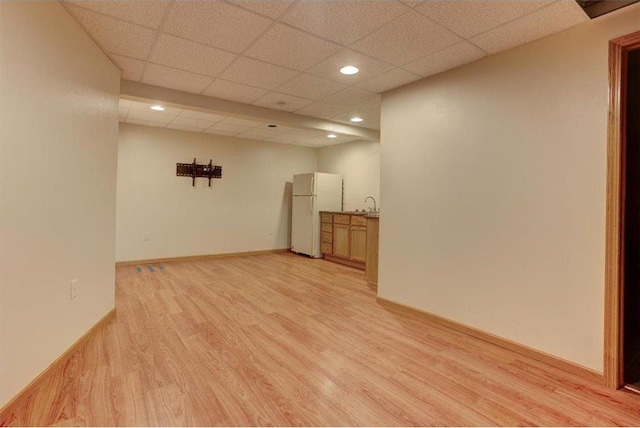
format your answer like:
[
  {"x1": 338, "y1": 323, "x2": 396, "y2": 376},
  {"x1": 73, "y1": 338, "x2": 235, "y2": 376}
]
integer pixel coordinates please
[{"x1": 605, "y1": 30, "x2": 640, "y2": 389}]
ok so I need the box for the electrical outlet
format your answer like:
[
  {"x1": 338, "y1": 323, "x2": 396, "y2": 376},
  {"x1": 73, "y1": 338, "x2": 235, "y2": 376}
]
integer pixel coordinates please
[
  {"x1": 144, "y1": 232, "x2": 150, "y2": 241},
  {"x1": 70, "y1": 279, "x2": 79, "y2": 300}
]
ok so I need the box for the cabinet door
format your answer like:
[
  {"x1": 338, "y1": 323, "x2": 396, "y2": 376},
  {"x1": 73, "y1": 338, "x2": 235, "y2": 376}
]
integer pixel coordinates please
[
  {"x1": 365, "y1": 218, "x2": 379, "y2": 285},
  {"x1": 333, "y1": 223, "x2": 350, "y2": 259},
  {"x1": 350, "y1": 226, "x2": 367, "y2": 263}
]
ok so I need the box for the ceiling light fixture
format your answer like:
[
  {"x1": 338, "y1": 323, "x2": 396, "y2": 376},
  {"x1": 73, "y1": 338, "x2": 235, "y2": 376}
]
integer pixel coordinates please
[
  {"x1": 340, "y1": 65, "x2": 359, "y2": 75},
  {"x1": 150, "y1": 105, "x2": 165, "y2": 111},
  {"x1": 327, "y1": 134, "x2": 337, "y2": 139},
  {"x1": 350, "y1": 117, "x2": 363, "y2": 123}
]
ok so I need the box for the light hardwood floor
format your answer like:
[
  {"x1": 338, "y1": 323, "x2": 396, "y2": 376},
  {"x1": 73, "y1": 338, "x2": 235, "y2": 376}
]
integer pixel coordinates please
[{"x1": 2, "y1": 252, "x2": 640, "y2": 426}]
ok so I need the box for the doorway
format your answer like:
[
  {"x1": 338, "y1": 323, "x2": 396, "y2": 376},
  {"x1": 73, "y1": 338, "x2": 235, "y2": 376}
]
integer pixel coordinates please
[
  {"x1": 605, "y1": 31, "x2": 640, "y2": 390},
  {"x1": 623, "y1": 48, "x2": 640, "y2": 390}
]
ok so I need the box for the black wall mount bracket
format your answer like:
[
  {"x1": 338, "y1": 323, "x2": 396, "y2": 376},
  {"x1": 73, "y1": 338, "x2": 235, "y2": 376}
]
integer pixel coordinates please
[{"x1": 176, "y1": 158, "x2": 222, "y2": 187}]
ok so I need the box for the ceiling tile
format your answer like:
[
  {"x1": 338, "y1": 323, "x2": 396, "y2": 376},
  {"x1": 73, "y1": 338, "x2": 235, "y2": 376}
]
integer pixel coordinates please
[
  {"x1": 351, "y1": 10, "x2": 462, "y2": 66},
  {"x1": 65, "y1": 4, "x2": 156, "y2": 59},
  {"x1": 253, "y1": 92, "x2": 313, "y2": 112},
  {"x1": 238, "y1": 127, "x2": 286, "y2": 139},
  {"x1": 149, "y1": 33, "x2": 237, "y2": 77},
  {"x1": 294, "y1": 102, "x2": 352, "y2": 120},
  {"x1": 177, "y1": 110, "x2": 225, "y2": 123},
  {"x1": 334, "y1": 121, "x2": 380, "y2": 131},
  {"x1": 401, "y1": 0, "x2": 424, "y2": 7},
  {"x1": 162, "y1": 1, "x2": 272, "y2": 53},
  {"x1": 166, "y1": 123, "x2": 205, "y2": 132},
  {"x1": 322, "y1": 87, "x2": 380, "y2": 110},
  {"x1": 169, "y1": 116, "x2": 214, "y2": 129},
  {"x1": 332, "y1": 109, "x2": 380, "y2": 126},
  {"x1": 332, "y1": 106, "x2": 381, "y2": 130},
  {"x1": 266, "y1": 134, "x2": 306, "y2": 144},
  {"x1": 219, "y1": 117, "x2": 264, "y2": 128},
  {"x1": 236, "y1": 133, "x2": 267, "y2": 142},
  {"x1": 280, "y1": 1, "x2": 409, "y2": 45},
  {"x1": 276, "y1": 74, "x2": 347, "y2": 100},
  {"x1": 415, "y1": 1, "x2": 552, "y2": 39},
  {"x1": 264, "y1": 138, "x2": 294, "y2": 145},
  {"x1": 111, "y1": 54, "x2": 145, "y2": 81},
  {"x1": 208, "y1": 122, "x2": 251, "y2": 133},
  {"x1": 228, "y1": 0, "x2": 294, "y2": 18},
  {"x1": 403, "y1": 41, "x2": 486, "y2": 77},
  {"x1": 203, "y1": 129, "x2": 238, "y2": 137},
  {"x1": 64, "y1": 1, "x2": 170, "y2": 28},
  {"x1": 259, "y1": 124, "x2": 299, "y2": 134},
  {"x1": 306, "y1": 49, "x2": 396, "y2": 84},
  {"x1": 219, "y1": 57, "x2": 299, "y2": 90},
  {"x1": 202, "y1": 79, "x2": 269, "y2": 103},
  {"x1": 333, "y1": 103, "x2": 381, "y2": 129},
  {"x1": 357, "y1": 68, "x2": 422, "y2": 93},
  {"x1": 244, "y1": 24, "x2": 342, "y2": 71},
  {"x1": 469, "y1": 1, "x2": 588, "y2": 54},
  {"x1": 280, "y1": 128, "x2": 324, "y2": 139},
  {"x1": 142, "y1": 63, "x2": 213, "y2": 94}
]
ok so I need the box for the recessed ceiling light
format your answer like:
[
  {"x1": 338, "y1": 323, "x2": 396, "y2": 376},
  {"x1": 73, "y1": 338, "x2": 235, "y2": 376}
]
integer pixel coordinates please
[
  {"x1": 150, "y1": 105, "x2": 165, "y2": 111},
  {"x1": 327, "y1": 134, "x2": 337, "y2": 139},
  {"x1": 340, "y1": 65, "x2": 359, "y2": 75},
  {"x1": 350, "y1": 117, "x2": 363, "y2": 123}
]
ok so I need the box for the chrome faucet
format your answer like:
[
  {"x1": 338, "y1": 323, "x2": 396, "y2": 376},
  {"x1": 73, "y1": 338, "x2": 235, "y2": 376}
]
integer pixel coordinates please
[{"x1": 365, "y1": 196, "x2": 377, "y2": 212}]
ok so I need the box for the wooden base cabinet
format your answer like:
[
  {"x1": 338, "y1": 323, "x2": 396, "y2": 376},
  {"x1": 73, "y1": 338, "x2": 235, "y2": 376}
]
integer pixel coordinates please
[
  {"x1": 349, "y1": 215, "x2": 367, "y2": 264},
  {"x1": 321, "y1": 213, "x2": 333, "y2": 255},
  {"x1": 320, "y1": 212, "x2": 366, "y2": 270},
  {"x1": 365, "y1": 217, "x2": 379, "y2": 287},
  {"x1": 333, "y1": 223, "x2": 350, "y2": 259}
]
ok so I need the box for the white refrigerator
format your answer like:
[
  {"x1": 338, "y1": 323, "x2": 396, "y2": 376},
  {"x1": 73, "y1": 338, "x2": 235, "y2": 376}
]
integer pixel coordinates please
[{"x1": 291, "y1": 172, "x2": 343, "y2": 258}]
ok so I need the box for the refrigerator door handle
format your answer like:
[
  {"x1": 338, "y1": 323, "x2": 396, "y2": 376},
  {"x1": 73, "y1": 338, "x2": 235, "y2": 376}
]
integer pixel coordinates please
[
  {"x1": 309, "y1": 196, "x2": 313, "y2": 214},
  {"x1": 310, "y1": 175, "x2": 315, "y2": 196}
]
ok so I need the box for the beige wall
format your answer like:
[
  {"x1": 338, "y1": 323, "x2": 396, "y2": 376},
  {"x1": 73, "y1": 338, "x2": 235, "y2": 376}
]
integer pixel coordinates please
[
  {"x1": 116, "y1": 124, "x2": 317, "y2": 262},
  {"x1": 0, "y1": 2, "x2": 120, "y2": 406},
  {"x1": 318, "y1": 140, "x2": 380, "y2": 211},
  {"x1": 380, "y1": 5, "x2": 640, "y2": 372}
]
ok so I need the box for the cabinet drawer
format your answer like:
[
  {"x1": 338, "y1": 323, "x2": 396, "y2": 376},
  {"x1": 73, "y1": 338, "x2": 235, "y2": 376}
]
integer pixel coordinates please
[
  {"x1": 322, "y1": 232, "x2": 333, "y2": 243},
  {"x1": 334, "y1": 214, "x2": 350, "y2": 225},
  {"x1": 321, "y1": 213, "x2": 333, "y2": 223},
  {"x1": 321, "y1": 242, "x2": 332, "y2": 254},
  {"x1": 351, "y1": 215, "x2": 367, "y2": 227},
  {"x1": 321, "y1": 223, "x2": 332, "y2": 233}
]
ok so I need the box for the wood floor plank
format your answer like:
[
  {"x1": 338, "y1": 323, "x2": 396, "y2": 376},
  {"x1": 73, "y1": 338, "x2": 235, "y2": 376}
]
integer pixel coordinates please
[{"x1": 2, "y1": 252, "x2": 640, "y2": 426}]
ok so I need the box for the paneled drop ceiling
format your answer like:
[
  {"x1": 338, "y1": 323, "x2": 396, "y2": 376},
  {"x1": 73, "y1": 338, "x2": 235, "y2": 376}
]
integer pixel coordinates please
[
  {"x1": 119, "y1": 99, "x2": 360, "y2": 147},
  {"x1": 65, "y1": 0, "x2": 589, "y2": 136}
]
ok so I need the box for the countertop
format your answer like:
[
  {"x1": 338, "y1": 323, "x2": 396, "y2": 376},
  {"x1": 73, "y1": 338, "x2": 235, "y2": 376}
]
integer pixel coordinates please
[{"x1": 320, "y1": 210, "x2": 379, "y2": 219}]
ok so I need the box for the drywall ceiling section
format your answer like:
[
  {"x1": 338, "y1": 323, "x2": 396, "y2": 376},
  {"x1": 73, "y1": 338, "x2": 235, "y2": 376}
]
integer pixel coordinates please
[
  {"x1": 63, "y1": 0, "x2": 589, "y2": 130},
  {"x1": 120, "y1": 81, "x2": 379, "y2": 147}
]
